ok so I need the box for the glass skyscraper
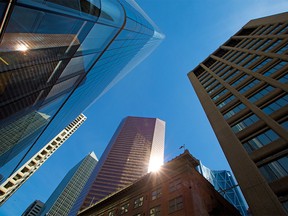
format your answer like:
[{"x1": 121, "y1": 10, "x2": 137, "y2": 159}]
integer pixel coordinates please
[
  {"x1": 0, "y1": 0, "x2": 163, "y2": 184},
  {"x1": 0, "y1": 114, "x2": 86, "y2": 205},
  {"x1": 188, "y1": 12, "x2": 288, "y2": 215},
  {"x1": 80, "y1": 116, "x2": 165, "y2": 210},
  {"x1": 39, "y1": 152, "x2": 98, "y2": 216},
  {"x1": 197, "y1": 162, "x2": 248, "y2": 216}
]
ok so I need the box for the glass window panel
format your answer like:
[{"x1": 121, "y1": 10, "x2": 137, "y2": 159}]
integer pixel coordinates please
[{"x1": 259, "y1": 156, "x2": 288, "y2": 182}]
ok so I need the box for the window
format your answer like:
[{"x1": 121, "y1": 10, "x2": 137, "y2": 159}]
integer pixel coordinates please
[
  {"x1": 223, "y1": 103, "x2": 246, "y2": 119},
  {"x1": 277, "y1": 24, "x2": 288, "y2": 34},
  {"x1": 150, "y1": 205, "x2": 161, "y2": 216},
  {"x1": 208, "y1": 83, "x2": 221, "y2": 94},
  {"x1": 280, "y1": 121, "x2": 288, "y2": 130},
  {"x1": 263, "y1": 61, "x2": 288, "y2": 77},
  {"x1": 276, "y1": 43, "x2": 288, "y2": 54},
  {"x1": 248, "y1": 85, "x2": 275, "y2": 103},
  {"x1": 278, "y1": 74, "x2": 288, "y2": 84},
  {"x1": 231, "y1": 74, "x2": 249, "y2": 87},
  {"x1": 225, "y1": 70, "x2": 240, "y2": 82},
  {"x1": 238, "y1": 54, "x2": 251, "y2": 65},
  {"x1": 169, "y1": 179, "x2": 181, "y2": 192},
  {"x1": 212, "y1": 89, "x2": 228, "y2": 101},
  {"x1": 152, "y1": 188, "x2": 161, "y2": 200},
  {"x1": 238, "y1": 79, "x2": 260, "y2": 94},
  {"x1": 108, "y1": 211, "x2": 116, "y2": 216},
  {"x1": 134, "y1": 196, "x2": 143, "y2": 208},
  {"x1": 243, "y1": 56, "x2": 260, "y2": 68},
  {"x1": 217, "y1": 95, "x2": 236, "y2": 109},
  {"x1": 256, "y1": 39, "x2": 272, "y2": 50},
  {"x1": 270, "y1": 24, "x2": 283, "y2": 34},
  {"x1": 169, "y1": 196, "x2": 184, "y2": 213},
  {"x1": 120, "y1": 203, "x2": 129, "y2": 215},
  {"x1": 231, "y1": 114, "x2": 260, "y2": 133},
  {"x1": 262, "y1": 94, "x2": 288, "y2": 115},
  {"x1": 264, "y1": 39, "x2": 283, "y2": 52},
  {"x1": 259, "y1": 156, "x2": 288, "y2": 182},
  {"x1": 252, "y1": 58, "x2": 273, "y2": 72},
  {"x1": 243, "y1": 129, "x2": 280, "y2": 153}
]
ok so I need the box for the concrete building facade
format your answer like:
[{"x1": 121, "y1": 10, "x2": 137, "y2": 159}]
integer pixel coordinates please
[{"x1": 188, "y1": 12, "x2": 288, "y2": 215}]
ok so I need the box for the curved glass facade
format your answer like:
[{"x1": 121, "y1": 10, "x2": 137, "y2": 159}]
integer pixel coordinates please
[{"x1": 0, "y1": 0, "x2": 163, "y2": 182}]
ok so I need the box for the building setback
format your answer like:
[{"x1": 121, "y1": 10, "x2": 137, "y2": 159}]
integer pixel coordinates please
[
  {"x1": 40, "y1": 152, "x2": 98, "y2": 216},
  {"x1": 0, "y1": 0, "x2": 163, "y2": 184},
  {"x1": 188, "y1": 12, "x2": 288, "y2": 215},
  {"x1": 78, "y1": 150, "x2": 240, "y2": 216},
  {"x1": 21, "y1": 200, "x2": 44, "y2": 216},
  {"x1": 80, "y1": 116, "x2": 165, "y2": 210},
  {"x1": 0, "y1": 114, "x2": 87, "y2": 205}
]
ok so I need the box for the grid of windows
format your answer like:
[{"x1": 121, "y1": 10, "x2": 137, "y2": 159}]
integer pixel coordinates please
[
  {"x1": 248, "y1": 86, "x2": 275, "y2": 103},
  {"x1": 278, "y1": 74, "x2": 288, "y2": 83},
  {"x1": 225, "y1": 70, "x2": 241, "y2": 82},
  {"x1": 259, "y1": 156, "x2": 288, "y2": 183},
  {"x1": 231, "y1": 114, "x2": 260, "y2": 133},
  {"x1": 223, "y1": 103, "x2": 246, "y2": 119},
  {"x1": 168, "y1": 196, "x2": 184, "y2": 213},
  {"x1": 243, "y1": 56, "x2": 260, "y2": 68},
  {"x1": 264, "y1": 39, "x2": 283, "y2": 52},
  {"x1": 243, "y1": 129, "x2": 280, "y2": 153},
  {"x1": 262, "y1": 94, "x2": 288, "y2": 115}
]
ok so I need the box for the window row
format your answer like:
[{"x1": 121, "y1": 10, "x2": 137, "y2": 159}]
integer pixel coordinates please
[
  {"x1": 262, "y1": 94, "x2": 288, "y2": 115},
  {"x1": 231, "y1": 114, "x2": 260, "y2": 133},
  {"x1": 223, "y1": 103, "x2": 246, "y2": 120}
]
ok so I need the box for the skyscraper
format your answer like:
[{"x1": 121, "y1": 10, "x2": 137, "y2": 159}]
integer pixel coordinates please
[
  {"x1": 188, "y1": 12, "x2": 288, "y2": 215},
  {"x1": 0, "y1": 0, "x2": 163, "y2": 183},
  {"x1": 0, "y1": 114, "x2": 87, "y2": 205},
  {"x1": 39, "y1": 152, "x2": 98, "y2": 216},
  {"x1": 80, "y1": 116, "x2": 165, "y2": 210},
  {"x1": 21, "y1": 200, "x2": 44, "y2": 216},
  {"x1": 197, "y1": 162, "x2": 248, "y2": 215}
]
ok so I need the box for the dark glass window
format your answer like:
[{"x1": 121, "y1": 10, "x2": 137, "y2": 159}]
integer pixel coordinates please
[
  {"x1": 263, "y1": 61, "x2": 288, "y2": 77},
  {"x1": 243, "y1": 129, "x2": 280, "y2": 153},
  {"x1": 238, "y1": 79, "x2": 260, "y2": 94},
  {"x1": 169, "y1": 178, "x2": 181, "y2": 192},
  {"x1": 276, "y1": 43, "x2": 288, "y2": 54},
  {"x1": 217, "y1": 95, "x2": 236, "y2": 109},
  {"x1": 151, "y1": 188, "x2": 161, "y2": 200},
  {"x1": 264, "y1": 39, "x2": 283, "y2": 52},
  {"x1": 262, "y1": 94, "x2": 288, "y2": 115},
  {"x1": 223, "y1": 103, "x2": 246, "y2": 119},
  {"x1": 248, "y1": 85, "x2": 275, "y2": 103},
  {"x1": 231, "y1": 114, "x2": 260, "y2": 133},
  {"x1": 231, "y1": 74, "x2": 249, "y2": 87},
  {"x1": 259, "y1": 156, "x2": 288, "y2": 182},
  {"x1": 252, "y1": 58, "x2": 273, "y2": 72},
  {"x1": 278, "y1": 74, "x2": 288, "y2": 84},
  {"x1": 169, "y1": 196, "x2": 184, "y2": 213},
  {"x1": 212, "y1": 89, "x2": 228, "y2": 101}
]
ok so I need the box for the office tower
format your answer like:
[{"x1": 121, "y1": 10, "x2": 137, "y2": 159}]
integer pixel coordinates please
[
  {"x1": 40, "y1": 152, "x2": 98, "y2": 216},
  {"x1": 21, "y1": 200, "x2": 44, "y2": 216},
  {"x1": 0, "y1": 0, "x2": 163, "y2": 183},
  {"x1": 78, "y1": 150, "x2": 240, "y2": 216},
  {"x1": 0, "y1": 111, "x2": 50, "y2": 167},
  {"x1": 80, "y1": 116, "x2": 165, "y2": 210},
  {"x1": 188, "y1": 12, "x2": 288, "y2": 215},
  {"x1": 0, "y1": 114, "x2": 86, "y2": 205},
  {"x1": 198, "y1": 163, "x2": 248, "y2": 215}
]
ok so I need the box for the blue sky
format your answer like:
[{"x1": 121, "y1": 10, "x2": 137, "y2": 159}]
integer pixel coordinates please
[{"x1": 1, "y1": 0, "x2": 288, "y2": 215}]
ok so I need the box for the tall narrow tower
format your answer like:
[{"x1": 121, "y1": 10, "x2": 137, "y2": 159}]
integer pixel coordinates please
[
  {"x1": 40, "y1": 152, "x2": 98, "y2": 216},
  {"x1": 188, "y1": 12, "x2": 288, "y2": 215},
  {"x1": 80, "y1": 116, "x2": 165, "y2": 210}
]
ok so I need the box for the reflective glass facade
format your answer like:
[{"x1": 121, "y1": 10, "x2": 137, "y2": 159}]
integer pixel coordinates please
[
  {"x1": 197, "y1": 163, "x2": 248, "y2": 216},
  {"x1": 40, "y1": 152, "x2": 98, "y2": 216},
  {"x1": 188, "y1": 13, "x2": 288, "y2": 215},
  {"x1": 0, "y1": 0, "x2": 163, "y2": 183},
  {"x1": 80, "y1": 116, "x2": 165, "y2": 210}
]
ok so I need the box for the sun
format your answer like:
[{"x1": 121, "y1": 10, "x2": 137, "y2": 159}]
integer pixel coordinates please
[{"x1": 148, "y1": 157, "x2": 163, "y2": 173}]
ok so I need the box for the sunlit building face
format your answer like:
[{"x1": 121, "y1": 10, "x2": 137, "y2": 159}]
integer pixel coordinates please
[{"x1": 80, "y1": 116, "x2": 165, "y2": 210}]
